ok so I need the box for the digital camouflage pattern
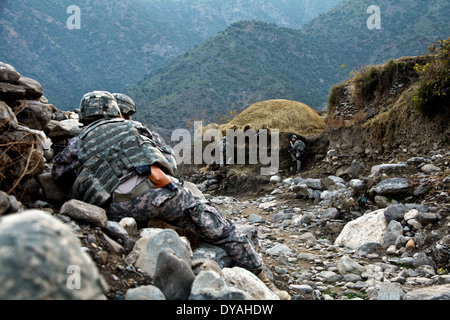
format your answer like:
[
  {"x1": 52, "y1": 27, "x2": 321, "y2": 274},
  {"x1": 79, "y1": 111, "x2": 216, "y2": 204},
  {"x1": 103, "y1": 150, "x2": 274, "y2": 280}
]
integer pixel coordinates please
[
  {"x1": 74, "y1": 118, "x2": 174, "y2": 207},
  {"x1": 107, "y1": 177, "x2": 264, "y2": 273},
  {"x1": 79, "y1": 91, "x2": 122, "y2": 125},
  {"x1": 112, "y1": 93, "x2": 177, "y2": 172},
  {"x1": 0, "y1": 210, "x2": 108, "y2": 300},
  {"x1": 290, "y1": 138, "x2": 305, "y2": 172},
  {"x1": 131, "y1": 120, "x2": 178, "y2": 173},
  {"x1": 112, "y1": 93, "x2": 136, "y2": 116}
]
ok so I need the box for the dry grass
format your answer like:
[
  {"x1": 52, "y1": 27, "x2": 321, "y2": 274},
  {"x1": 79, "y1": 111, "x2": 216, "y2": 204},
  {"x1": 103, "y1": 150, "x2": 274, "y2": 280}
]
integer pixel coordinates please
[{"x1": 218, "y1": 99, "x2": 327, "y2": 136}]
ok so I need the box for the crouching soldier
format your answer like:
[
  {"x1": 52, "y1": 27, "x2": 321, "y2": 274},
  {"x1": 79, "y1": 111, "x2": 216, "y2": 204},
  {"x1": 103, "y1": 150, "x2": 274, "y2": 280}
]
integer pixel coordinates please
[{"x1": 52, "y1": 91, "x2": 290, "y2": 300}]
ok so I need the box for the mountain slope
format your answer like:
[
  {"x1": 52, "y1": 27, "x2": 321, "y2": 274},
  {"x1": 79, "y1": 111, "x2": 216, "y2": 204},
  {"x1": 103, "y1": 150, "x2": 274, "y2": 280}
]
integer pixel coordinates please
[
  {"x1": 0, "y1": 0, "x2": 342, "y2": 109},
  {"x1": 127, "y1": 0, "x2": 450, "y2": 138}
]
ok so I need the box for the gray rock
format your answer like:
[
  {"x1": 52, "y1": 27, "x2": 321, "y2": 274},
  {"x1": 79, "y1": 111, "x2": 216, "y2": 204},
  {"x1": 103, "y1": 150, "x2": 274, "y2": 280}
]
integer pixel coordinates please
[
  {"x1": 153, "y1": 248, "x2": 196, "y2": 300},
  {"x1": 349, "y1": 179, "x2": 366, "y2": 193},
  {"x1": 189, "y1": 270, "x2": 253, "y2": 300},
  {"x1": 0, "y1": 62, "x2": 20, "y2": 82},
  {"x1": 0, "y1": 190, "x2": 10, "y2": 216},
  {"x1": 38, "y1": 172, "x2": 69, "y2": 203},
  {"x1": 46, "y1": 119, "x2": 82, "y2": 138},
  {"x1": 0, "y1": 82, "x2": 26, "y2": 100},
  {"x1": 320, "y1": 207, "x2": 340, "y2": 221},
  {"x1": 191, "y1": 258, "x2": 224, "y2": 277},
  {"x1": 119, "y1": 217, "x2": 138, "y2": 235},
  {"x1": 102, "y1": 233, "x2": 125, "y2": 254},
  {"x1": 13, "y1": 100, "x2": 53, "y2": 131},
  {"x1": 377, "y1": 283, "x2": 405, "y2": 300},
  {"x1": 0, "y1": 210, "x2": 108, "y2": 299},
  {"x1": 223, "y1": 267, "x2": 279, "y2": 300},
  {"x1": 60, "y1": 199, "x2": 108, "y2": 228},
  {"x1": 290, "y1": 284, "x2": 313, "y2": 294},
  {"x1": 370, "y1": 178, "x2": 411, "y2": 196},
  {"x1": 16, "y1": 77, "x2": 43, "y2": 100},
  {"x1": 383, "y1": 220, "x2": 403, "y2": 248},
  {"x1": 421, "y1": 164, "x2": 441, "y2": 173},
  {"x1": 413, "y1": 252, "x2": 437, "y2": 270},
  {"x1": 266, "y1": 243, "x2": 292, "y2": 256},
  {"x1": 335, "y1": 209, "x2": 388, "y2": 250},
  {"x1": 248, "y1": 214, "x2": 265, "y2": 224},
  {"x1": 337, "y1": 256, "x2": 365, "y2": 275},
  {"x1": 417, "y1": 212, "x2": 439, "y2": 226},
  {"x1": 270, "y1": 211, "x2": 293, "y2": 223},
  {"x1": 371, "y1": 163, "x2": 409, "y2": 176},
  {"x1": 407, "y1": 157, "x2": 429, "y2": 165},
  {"x1": 125, "y1": 285, "x2": 166, "y2": 300},
  {"x1": 304, "y1": 178, "x2": 325, "y2": 190},
  {"x1": 319, "y1": 271, "x2": 343, "y2": 283},
  {"x1": 104, "y1": 221, "x2": 134, "y2": 251},
  {"x1": 132, "y1": 229, "x2": 192, "y2": 278},
  {"x1": 355, "y1": 242, "x2": 383, "y2": 258},
  {"x1": 384, "y1": 204, "x2": 408, "y2": 222},
  {"x1": 343, "y1": 274, "x2": 362, "y2": 283},
  {"x1": 270, "y1": 175, "x2": 281, "y2": 184},
  {"x1": 291, "y1": 183, "x2": 310, "y2": 197},
  {"x1": 403, "y1": 284, "x2": 450, "y2": 300},
  {"x1": 0, "y1": 101, "x2": 18, "y2": 130}
]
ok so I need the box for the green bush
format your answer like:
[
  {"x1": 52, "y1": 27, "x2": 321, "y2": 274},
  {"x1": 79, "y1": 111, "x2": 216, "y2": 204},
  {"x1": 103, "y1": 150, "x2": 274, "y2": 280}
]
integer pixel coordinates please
[
  {"x1": 327, "y1": 81, "x2": 347, "y2": 113},
  {"x1": 413, "y1": 38, "x2": 450, "y2": 116}
]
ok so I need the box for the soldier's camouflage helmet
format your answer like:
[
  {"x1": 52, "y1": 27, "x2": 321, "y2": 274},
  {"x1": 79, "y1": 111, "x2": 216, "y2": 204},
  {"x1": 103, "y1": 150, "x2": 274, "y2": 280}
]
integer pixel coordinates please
[
  {"x1": 0, "y1": 210, "x2": 109, "y2": 300},
  {"x1": 79, "y1": 90, "x2": 121, "y2": 125},
  {"x1": 112, "y1": 93, "x2": 136, "y2": 116}
]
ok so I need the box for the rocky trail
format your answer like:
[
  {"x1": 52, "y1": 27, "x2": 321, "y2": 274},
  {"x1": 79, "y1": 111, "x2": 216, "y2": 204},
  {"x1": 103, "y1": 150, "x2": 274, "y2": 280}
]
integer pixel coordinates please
[{"x1": 198, "y1": 153, "x2": 450, "y2": 300}]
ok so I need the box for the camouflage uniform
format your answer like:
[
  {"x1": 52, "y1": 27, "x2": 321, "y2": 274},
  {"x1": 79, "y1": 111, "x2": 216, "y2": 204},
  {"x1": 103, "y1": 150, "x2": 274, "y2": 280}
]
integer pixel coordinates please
[
  {"x1": 107, "y1": 177, "x2": 263, "y2": 273},
  {"x1": 112, "y1": 93, "x2": 177, "y2": 173},
  {"x1": 52, "y1": 100, "x2": 264, "y2": 274},
  {"x1": 132, "y1": 120, "x2": 178, "y2": 173},
  {"x1": 289, "y1": 136, "x2": 305, "y2": 173}
]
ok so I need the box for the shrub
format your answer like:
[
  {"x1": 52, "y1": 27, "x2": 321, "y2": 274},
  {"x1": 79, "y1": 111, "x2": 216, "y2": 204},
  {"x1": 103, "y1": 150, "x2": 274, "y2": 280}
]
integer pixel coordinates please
[
  {"x1": 413, "y1": 38, "x2": 450, "y2": 116},
  {"x1": 327, "y1": 81, "x2": 347, "y2": 114}
]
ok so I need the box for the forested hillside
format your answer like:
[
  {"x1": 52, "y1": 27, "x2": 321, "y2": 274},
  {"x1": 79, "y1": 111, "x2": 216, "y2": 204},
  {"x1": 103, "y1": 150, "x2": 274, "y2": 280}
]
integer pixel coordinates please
[{"x1": 0, "y1": 0, "x2": 341, "y2": 109}]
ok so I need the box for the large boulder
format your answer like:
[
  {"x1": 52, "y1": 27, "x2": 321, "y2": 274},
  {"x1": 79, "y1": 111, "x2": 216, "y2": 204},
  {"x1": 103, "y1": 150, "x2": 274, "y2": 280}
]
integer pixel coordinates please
[
  {"x1": 131, "y1": 229, "x2": 193, "y2": 278},
  {"x1": 334, "y1": 209, "x2": 388, "y2": 249},
  {"x1": 0, "y1": 210, "x2": 108, "y2": 299},
  {"x1": 12, "y1": 100, "x2": 53, "y2": 131},
  {"x1": 0, "y1": 62, "x2": 21, "y2": 83}
]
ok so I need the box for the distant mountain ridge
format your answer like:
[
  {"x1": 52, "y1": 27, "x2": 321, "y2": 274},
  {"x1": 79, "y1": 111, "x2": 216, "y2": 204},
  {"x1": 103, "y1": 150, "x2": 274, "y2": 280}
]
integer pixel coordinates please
[
  {"x1": 0, "y1": 0, "x2": 342, "y2": 109},
  {"x1": 127, "y1": 0, "x2": 450, "y2": 139}
]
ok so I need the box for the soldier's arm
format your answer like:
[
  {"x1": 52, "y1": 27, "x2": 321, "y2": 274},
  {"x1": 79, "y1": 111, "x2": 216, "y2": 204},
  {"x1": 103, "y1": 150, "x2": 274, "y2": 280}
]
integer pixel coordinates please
[{"x1": 51, "y1": 137, "x2": 81, "y2": 185}]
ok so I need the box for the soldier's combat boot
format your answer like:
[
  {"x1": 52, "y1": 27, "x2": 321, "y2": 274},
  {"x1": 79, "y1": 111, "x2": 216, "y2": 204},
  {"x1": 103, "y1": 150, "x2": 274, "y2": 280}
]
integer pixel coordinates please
[{"x1": 257, "y1": 270, "x2": 291, "y2": 300}]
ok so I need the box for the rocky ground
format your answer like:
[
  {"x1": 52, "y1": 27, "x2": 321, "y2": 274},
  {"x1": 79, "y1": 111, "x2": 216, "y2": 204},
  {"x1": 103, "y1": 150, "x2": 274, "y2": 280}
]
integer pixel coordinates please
[{"x1": 191, "y1": 149, "x2": 450, "y2": 300}]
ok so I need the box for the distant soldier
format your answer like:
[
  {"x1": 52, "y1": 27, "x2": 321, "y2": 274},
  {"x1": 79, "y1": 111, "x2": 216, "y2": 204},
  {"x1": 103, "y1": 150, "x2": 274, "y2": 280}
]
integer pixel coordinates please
[
  {"x1": 218, "y1": 136, "x2": 232, "y2": 167},
  {"x1": 289, "y1": 135, "x2": 305, "y2": 173},
  {"x1": 52, "y1": 91, "x2": 290, "y2": 300}
]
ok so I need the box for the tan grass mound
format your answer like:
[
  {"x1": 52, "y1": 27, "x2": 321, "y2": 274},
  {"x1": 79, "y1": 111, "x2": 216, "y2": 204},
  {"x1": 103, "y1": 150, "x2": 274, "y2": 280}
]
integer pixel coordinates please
[{"x1": 219, "y1": 99, "x2": 327, "y2": 136}]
